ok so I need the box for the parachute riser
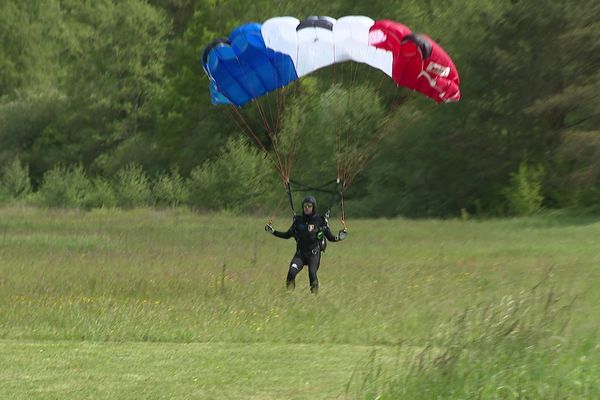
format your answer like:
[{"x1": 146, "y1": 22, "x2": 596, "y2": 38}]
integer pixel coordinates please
[
  {"x1": 285, "y1": 180, "x2": 296, "y2": 217},
  {"x1": 323, "y1": 178, "x2": 343, "y2": 220}
]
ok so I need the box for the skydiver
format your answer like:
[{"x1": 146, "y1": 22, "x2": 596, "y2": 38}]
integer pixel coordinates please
[{"x1": 265, "y1": 196, "x2": 347, "y2": 294}]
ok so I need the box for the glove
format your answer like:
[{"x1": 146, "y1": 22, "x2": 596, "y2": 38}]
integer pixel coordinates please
[
  {"x1": 338, "y1": 229, "x2": 347, "y2": 241},
  {"x1": 265, "y1": 224, "x2": 275, "y2": 234}
]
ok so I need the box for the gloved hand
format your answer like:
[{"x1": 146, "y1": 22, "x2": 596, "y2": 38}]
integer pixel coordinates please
[
  {"x1": 338, "y1": 229, "x2": 347, "y2": 241},
  {"x1": 265, "y1": 224, "x2": 275, "y2": 234}
]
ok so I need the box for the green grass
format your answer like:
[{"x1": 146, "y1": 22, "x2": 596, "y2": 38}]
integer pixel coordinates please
[
  {"x1": 0, "y1": 340, "x2": 397, "y2": 399},
  {"x1": 0, "y1": 206, "x2": 599, "y2": 399}
]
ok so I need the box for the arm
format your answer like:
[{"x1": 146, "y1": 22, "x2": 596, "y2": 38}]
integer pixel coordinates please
[
  {"x1": 265, "y1": 222, "x2": 294, "y2": 239},
  {"x1": 273, "y1": 225, "x2": 293, "y2": 239},
  {"x1": 323, "y1": 224, "x2": 346, "y2": 242}
]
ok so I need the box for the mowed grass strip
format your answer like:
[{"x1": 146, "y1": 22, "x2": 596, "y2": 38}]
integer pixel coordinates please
[{"x1": 0, "y1": 339, "x2": 400, "y2": 400}]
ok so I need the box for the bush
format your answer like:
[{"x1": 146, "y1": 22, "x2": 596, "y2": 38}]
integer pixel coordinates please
[
  {"x1": 187, "y1": 137, "x2": 277, "y2": 213},
  {"x1": 503, "y1": 162, "x2": 544, "y2": 216},
  {"x1": 82, "y1": 177, "x2": 117, "y2": 209},
  {"x1": 0, "y1": 158, "x2": 32, "y2": 201},
  {"x1": 153, "y1": 168, "x2": 188, "y2": 208},
  {"x1": 36, "y1": 164, "x2": 92, "y2": 208},
  {"x1": 113, "y1": 163, "x2": 153, "y2": 208}
]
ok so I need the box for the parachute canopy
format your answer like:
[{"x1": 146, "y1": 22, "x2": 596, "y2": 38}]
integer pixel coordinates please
[{"x1": 202, "y1": 16, "x2": 461, "y2": 106}]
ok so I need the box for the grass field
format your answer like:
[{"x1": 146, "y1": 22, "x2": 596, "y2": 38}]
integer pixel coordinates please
[{"x1": 0, "y1": 206, "x2": 599, "y2": 399}]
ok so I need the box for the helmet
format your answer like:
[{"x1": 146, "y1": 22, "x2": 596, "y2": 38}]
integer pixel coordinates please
[{"x1": 302, "y1": 196, "x2": 317, "y2": 215}]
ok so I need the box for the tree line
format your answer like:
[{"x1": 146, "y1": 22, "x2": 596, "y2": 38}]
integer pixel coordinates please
[{"x1": 1, "y1": 0, "x2": 599, "y2": 217}]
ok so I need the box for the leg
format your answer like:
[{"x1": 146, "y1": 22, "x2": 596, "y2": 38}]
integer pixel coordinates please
[
  {"x1": 286, "y1": 255, "x2": 304, "y2": 290},
  {"x1": 307, "y1": 252, "x2": 321, "y2": 294}
]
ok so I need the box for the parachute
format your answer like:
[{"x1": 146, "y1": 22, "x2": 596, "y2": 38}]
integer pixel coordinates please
[
  {"x1": 202, "y1": 16, "x2": 461, "y2": 106},
  {"x1": 201, "y1": 16, "x2": 461, "y2": 222}
]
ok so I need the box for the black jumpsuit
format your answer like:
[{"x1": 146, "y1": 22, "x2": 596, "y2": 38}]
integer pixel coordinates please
[{"x1": 273, "y1": 213, "x2": 340, "y2": 293}]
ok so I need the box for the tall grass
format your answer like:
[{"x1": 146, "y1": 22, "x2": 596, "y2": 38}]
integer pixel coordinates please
[{"x1": 349, "y1": 277, "x2": 597, "y2": 399}]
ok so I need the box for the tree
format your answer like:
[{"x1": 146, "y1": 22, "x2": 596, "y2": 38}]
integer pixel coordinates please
[{"x1": 4, "y1": 1, "x2": 170, "y2": 178}]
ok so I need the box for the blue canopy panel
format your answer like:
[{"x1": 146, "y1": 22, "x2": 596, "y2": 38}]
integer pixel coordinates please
[
  {"x1": 209, "y1": 81, "x2": 231, "y2": 105},
  {"x1": 205, "y1": 23, "x2": 298, "y2": 107}
]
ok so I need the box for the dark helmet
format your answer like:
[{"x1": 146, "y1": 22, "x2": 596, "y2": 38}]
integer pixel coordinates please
[{"x1": 302, "y1": 195, "x2": 317, "y2": 215}]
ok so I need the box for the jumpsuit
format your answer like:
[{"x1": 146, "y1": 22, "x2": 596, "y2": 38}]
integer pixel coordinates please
[{"x1": 273, "y1": 213, "x2": 340, "y2": 293}]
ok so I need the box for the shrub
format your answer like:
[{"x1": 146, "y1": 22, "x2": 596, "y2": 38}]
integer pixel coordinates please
[
  {"x1": 82, "y1": 177, "x2": 117, "y2": 209},
  {"x1": 503, "y1": 162, "x2": 544, "y2": 216},
  {"x1": 187, "y1": 137, "x2": 277, "y2": 213},
  {"x1": 153, "y1": 168, "x2": 188, "y2": 208},
  {"x1": 36, "y1": 164, "x2": 92, "y2": 208},
  {"x1": 113, "y1": 163, "x2": 153, "y2": 208},
  {"x1": 0, "y1": 158, "x2": 32, "y2": 200}
]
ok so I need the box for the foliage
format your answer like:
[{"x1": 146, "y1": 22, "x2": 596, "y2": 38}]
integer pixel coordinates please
[
  {"x1": 0, "y1": 1, "x2": 67, "y2": 97},
  {"x1": 0, "y1": 0, "x2": 171, "y2": 181},
  {"x1": 1, "y1": 0, "x2": 599, "y2": 216},
  {"x1": 114, "y1": 163, "x2": 153, "y2": 208},
  {"x1": 0, "y1": 158, "x2": 31, "y2": 201},
  {"x1": 153, "y1": 167, "x2": 189, "y2": 207},
  {"x1": 548, "y1": 130, "x2": 600, "y2": 210},
  {"x1": 503, "y1": 162, "x2": 544, "y2": 216},
  {"x1": 0, "y1": 94, "x2": 66, "y2": 181},
  {"x1": 187, "y1": 137, "x2": 277, "y2": 213},
  {"x1": 35, "y1": 164, "x2": 94, "y2": 208},
  {"x1": 83, "y1": 177, "x2": 118, "y2": 209}
]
